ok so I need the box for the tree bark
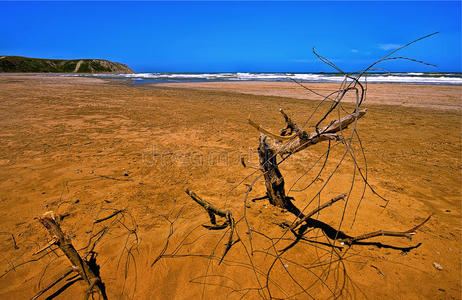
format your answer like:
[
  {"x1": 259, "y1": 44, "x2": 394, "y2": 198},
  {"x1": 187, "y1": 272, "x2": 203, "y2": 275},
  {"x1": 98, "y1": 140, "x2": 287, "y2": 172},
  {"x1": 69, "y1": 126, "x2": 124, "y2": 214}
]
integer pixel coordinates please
[
  {"x1": 258, "y1": 135, "x2": 286, "y2": 208},
  {"x1": 258, "y1": 135, "x2": 303, "y2": 217}
]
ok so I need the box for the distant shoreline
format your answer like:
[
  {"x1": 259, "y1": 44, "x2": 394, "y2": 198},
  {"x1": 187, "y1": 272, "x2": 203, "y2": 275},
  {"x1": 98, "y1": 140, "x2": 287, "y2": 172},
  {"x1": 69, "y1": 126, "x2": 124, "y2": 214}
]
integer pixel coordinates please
[
  {"x1": 60, "y1": 72, "x2": 462, "y2": 86},
  {"x1": 2, "y1": 73, "x2": 461, "y2": 87}
]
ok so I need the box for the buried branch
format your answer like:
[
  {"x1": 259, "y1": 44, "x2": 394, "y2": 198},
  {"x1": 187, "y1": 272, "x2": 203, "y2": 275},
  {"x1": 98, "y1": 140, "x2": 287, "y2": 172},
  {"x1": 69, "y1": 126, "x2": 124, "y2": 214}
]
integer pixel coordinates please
[
  {"x1": 185, "y1": 189, "x2": 237, "y2": 264},
  {"x1": 37, "y1": 211, "x2": 108, "y2": 300}
]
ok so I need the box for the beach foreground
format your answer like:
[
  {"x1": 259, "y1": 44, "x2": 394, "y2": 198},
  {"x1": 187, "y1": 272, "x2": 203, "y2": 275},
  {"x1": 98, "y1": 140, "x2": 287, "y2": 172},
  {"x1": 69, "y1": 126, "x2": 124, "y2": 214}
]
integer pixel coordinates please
[{"x1": 0, "y1": 74, "x2": 460, "y2": 299}]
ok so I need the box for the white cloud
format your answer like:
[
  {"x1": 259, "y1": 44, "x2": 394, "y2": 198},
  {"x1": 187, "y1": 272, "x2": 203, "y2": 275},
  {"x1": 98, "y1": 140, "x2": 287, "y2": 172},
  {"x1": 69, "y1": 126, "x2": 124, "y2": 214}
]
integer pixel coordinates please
[
  {"x1": 378, "y1": 43, "x2": 403, "y2": 51},
  {"x1": 351, "y1": 49, "x2": 359, "y2": 53}
]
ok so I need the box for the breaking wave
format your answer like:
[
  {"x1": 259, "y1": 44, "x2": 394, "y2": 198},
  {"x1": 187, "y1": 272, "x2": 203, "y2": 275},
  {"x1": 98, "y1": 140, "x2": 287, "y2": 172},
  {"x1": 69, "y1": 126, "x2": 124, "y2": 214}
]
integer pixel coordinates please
[{"x1": 64, "y1": 72, "x2": 462, "y2": 85}]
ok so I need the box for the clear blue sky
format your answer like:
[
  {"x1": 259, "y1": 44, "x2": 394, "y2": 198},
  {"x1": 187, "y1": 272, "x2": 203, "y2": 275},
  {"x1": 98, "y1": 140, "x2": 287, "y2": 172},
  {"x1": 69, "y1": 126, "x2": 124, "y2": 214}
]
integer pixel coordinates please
[{"x1": 1, "y1": 1, "x2": 461, "y2": 73}]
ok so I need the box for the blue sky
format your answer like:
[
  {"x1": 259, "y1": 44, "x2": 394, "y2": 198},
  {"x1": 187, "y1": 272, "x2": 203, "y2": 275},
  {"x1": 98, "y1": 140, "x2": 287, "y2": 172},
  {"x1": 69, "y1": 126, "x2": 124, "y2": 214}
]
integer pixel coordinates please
[{"x1": 1, "y1": 1, "x2": 461, "y2": 72}]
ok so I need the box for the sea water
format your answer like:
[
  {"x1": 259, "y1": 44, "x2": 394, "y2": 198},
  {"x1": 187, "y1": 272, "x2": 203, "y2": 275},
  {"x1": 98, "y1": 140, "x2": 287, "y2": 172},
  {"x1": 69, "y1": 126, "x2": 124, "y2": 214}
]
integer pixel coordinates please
[{"x1": 63, "y1": 72, "x2": 462, "y2": 85}]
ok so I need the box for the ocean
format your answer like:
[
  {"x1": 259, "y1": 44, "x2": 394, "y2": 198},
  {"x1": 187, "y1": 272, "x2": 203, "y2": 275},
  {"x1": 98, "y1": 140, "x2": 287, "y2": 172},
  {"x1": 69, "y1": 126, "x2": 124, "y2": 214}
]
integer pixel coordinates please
[{"x1": 64, "y1": 72, "x2": 462, "y2": 85}]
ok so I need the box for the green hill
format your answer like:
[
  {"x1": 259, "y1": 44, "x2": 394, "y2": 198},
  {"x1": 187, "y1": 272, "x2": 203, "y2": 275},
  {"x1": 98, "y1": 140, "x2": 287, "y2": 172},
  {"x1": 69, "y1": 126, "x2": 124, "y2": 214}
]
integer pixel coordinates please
[{"x1": 0, "y1": 56, "x2": 134, "y2": 73}]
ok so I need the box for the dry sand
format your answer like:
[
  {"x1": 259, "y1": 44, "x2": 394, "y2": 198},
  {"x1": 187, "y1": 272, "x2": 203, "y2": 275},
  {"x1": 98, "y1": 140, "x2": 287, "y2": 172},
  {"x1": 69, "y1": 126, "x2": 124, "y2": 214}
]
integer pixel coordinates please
[{"x1": 0, "y1": 74, "x2": 460, "y2": 299}]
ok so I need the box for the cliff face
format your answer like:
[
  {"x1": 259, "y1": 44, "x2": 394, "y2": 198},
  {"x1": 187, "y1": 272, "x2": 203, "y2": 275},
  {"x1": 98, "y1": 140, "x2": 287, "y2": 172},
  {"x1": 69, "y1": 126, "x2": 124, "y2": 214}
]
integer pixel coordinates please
[{"x1": 0, "y1": 56, "x2": 134, "y2": 73}]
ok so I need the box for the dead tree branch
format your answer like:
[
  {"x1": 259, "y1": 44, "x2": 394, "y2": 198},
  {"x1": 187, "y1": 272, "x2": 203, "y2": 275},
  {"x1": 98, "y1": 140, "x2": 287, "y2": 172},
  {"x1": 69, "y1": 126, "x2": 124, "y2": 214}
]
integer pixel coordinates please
[
  {"x1": 250, "y1": 108, "x2": 367, "y2": 156},
  {"x1": 38, "y1": 211, "x2": 108, "y2": 300},
  {"x1": 341, "y1": 215, "x2": 432, "y2": 245},
  {"x1": 290, "y1": 194, "x2": 346, "y2": 230},
  {"x1": 185, "y1": 189, "x2": 237, "y2": 264},
  {"x1": 150, "y1": 33, "x2": 438, "y2": 298},
  {"x1": 252, "y1": 106, "x2": 365, "y2": 213},
  {"x1": 94, "y1": 209, "x2": 125, "y2": 224}
]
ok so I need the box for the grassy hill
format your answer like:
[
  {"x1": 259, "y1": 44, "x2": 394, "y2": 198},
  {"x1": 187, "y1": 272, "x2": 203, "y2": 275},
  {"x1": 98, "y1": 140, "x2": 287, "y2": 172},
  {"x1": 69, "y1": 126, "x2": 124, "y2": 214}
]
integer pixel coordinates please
[{"x1": 0, "y1": 56, "x2": 134, "y2": 73}]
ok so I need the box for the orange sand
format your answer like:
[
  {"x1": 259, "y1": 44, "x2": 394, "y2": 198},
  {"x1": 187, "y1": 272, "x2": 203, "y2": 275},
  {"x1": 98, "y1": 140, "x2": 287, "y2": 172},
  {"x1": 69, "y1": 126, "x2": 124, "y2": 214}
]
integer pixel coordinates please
[{"x1": 0, "y1": 74, "x2": 460, "y2": 299}]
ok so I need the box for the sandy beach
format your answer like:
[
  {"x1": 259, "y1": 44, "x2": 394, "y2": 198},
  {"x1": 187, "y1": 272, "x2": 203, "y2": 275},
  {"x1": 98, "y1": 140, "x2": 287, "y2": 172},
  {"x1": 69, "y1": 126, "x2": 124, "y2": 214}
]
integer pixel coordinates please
[
  {"x1": 154, "y1": 81, "x2": 462, "y2": 111},
  {"x1": 0, "y1": 74, "x2": 460, "y2": 299}
]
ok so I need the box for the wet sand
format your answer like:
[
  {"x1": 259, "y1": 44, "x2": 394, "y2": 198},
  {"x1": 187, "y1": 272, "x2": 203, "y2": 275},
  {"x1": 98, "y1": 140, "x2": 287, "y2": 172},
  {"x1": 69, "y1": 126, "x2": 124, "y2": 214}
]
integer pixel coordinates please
[{"x1": 155, "y1": 81, "x2": 462, "y2": 111}]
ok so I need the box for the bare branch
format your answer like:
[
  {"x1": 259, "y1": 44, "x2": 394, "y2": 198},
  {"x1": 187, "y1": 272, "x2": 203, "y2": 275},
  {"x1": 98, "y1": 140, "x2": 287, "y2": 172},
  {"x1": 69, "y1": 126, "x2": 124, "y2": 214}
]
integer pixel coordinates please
[
  {"x1": 185, "y1": 189, "x2": 230, "y2": 219},
  {"x1": 94, "y1": 209, "x2": 125, "y2": 224},
  {"x1": 271, "y1": 109, "x2": 367, "y2": 155},
  {"x1": 248, "y1": 118, "x2": 296, "y2": 141},
  {"x1": 38, "y1": 211, "x2": 108, "y2": 300},
  {"x1": 342, "y1": 215, "x2": 432, "y2": 245},
  {"x1": 33, "y1": 237, "x2": 58, "y2": 256},
  {"x1": 290, "y1": 194, "x2": 347, "y2": 230},
  {"x1": 185, "y1": 189, "x2": 237, "y2": 264}
]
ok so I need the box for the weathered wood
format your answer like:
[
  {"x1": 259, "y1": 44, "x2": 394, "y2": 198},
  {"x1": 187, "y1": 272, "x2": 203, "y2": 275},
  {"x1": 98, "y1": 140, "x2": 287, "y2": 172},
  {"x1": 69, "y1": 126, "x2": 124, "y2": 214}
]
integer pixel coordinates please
[
  {"x1": 290, "y1": 194, "x2": 346, "y2": 230},
  {"x1": 251, "y1": 107, "x2": 428, "y2": 247},
  {"x1": 252, "y1": 109, "x2": 366, "y2": 215},
  {"x1": 33, "y1": 237, "x2": 58, "y2": 255},
  {"x1": 341, "y1": 214, "x2": 432, "y2": 245},
  {"x1": 38, "y1": 211, "x2": 107, "y2": 300},
  {"x1": 279, "y1": 108, "x2": 304, "y2": 136},
  {"x1": 273, "y1": 109, "x2": 367, "y2": 155},
  {"x1": 185, "y1": 189, "x2": 236, "y2": 264},
  {"x1": 248, "y1": 118, "x2": 296, "y2": 141},
  {"x1": 185, "y1": 189, "x2": 230, "y2": 219},
  {"x1": 258, "y1": 135, "x2": 288, "y2": 208},
  {"x1": 249, "y1": 109, "x2": 366, "y2": 156},
  {"x1": 258, "y1": 135, "x2": 304, "y2": 216}
]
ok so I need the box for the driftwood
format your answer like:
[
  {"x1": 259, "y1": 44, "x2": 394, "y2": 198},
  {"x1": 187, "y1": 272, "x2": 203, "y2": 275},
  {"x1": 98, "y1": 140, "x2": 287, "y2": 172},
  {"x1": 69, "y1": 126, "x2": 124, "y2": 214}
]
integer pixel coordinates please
[
  {"x1": 185, "y1": 189, "x2": 237, "y2": 264},
  {"x1": 251, "y1": 106, "x2": 431, "y2": 248},
  {"x1": 250, "y1": 108, "x2": 367, "y2": 156},
  {"x1": 149, "y1": 34, "x2": 438, "y2": 298},
  {"x1": 251, "y1": 108, "x2": 366, "y2": 210},
  {"x1": 290, "y1": 194, "x2": 346, "y2": 230},
  {"x1": 340, "y1": 214, "x2": 432, "y2": 245},
  {"x1": 94, "y1": 209, "x2": 125, "y2": 224},
  {"x1": 38, "y1": 211, "x2": 108, "y2": 300}
]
